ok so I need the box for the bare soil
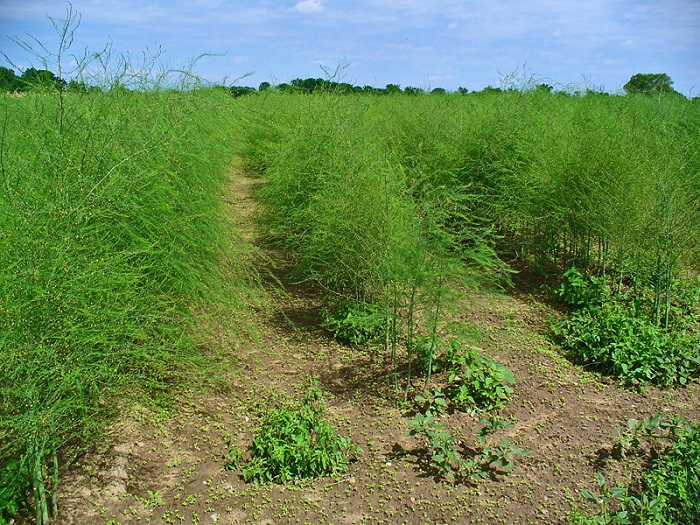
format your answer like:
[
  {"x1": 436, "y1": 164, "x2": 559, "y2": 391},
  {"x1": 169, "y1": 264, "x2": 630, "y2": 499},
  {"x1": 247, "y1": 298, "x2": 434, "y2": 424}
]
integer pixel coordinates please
[{"x1": 53, "y1": 165, "x2": 700, "y2": 525}]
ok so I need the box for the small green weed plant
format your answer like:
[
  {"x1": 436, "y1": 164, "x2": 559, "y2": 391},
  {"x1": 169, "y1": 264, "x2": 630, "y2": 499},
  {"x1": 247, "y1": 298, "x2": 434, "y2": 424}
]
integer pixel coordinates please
[
  {"x1": 230, "y1": 387, "x2": 360, "y2": 484},
  {"x1": 570, "y1": 416, "x2": 700, "y2": 525},
  {"x1": 442, "y1": 341, "x2": 515, "y2": 413},
  {"x1": 553, "y1": 268, "x2": 700, "y2": 386},
  {"x1": 321, "y1": 301, "x2": 387, "y2": 346},
  {"x1": 569, "y1": 472, "x2": 641, "y2": 525},
  {"x1": 643, "y1": 419, "x2": 700, "y2": 524},
  {"x1": 611, "y1": 413, "x2": 663, "y2": 459},
  {"x1": 407, "y1": 412, "x2": 528, "y2": 483},
  {"x1": 408, "y1": 344, "x2": 526, "y2": 482}
]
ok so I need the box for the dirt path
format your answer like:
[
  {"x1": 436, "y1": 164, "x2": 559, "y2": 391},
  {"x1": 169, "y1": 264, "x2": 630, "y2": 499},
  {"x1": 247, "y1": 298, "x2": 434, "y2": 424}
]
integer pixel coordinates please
[{"x1": 56, "y1": 164, "x2": 700, "y2": 525}]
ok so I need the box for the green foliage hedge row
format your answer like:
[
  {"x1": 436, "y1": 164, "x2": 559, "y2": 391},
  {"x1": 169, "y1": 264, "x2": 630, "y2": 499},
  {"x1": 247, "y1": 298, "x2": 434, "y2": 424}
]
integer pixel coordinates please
[{"x1": 240, "y1": 90, "x2": 700, "y2": 299}]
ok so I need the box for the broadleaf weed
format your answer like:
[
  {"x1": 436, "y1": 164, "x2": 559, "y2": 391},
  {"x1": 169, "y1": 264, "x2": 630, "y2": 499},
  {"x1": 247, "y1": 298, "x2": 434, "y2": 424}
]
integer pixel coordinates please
[{"x1": 232, "y1": 386, "x2": 360, "y2": 484}]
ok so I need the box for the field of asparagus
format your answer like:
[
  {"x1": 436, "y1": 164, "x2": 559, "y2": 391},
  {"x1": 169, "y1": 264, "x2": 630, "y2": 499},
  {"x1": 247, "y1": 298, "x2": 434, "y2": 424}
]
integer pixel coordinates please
[{"x1": 1, "y1": 85, "x2": 699, "y2": 525}]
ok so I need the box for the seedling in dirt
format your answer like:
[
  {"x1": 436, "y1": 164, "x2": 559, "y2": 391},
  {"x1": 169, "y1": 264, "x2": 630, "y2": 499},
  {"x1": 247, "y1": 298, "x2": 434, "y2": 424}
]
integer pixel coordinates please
[
  {"x1": 407, "y1": 412, "x2": 528, "y2": 483},
  {"x1": 406, "y1": 411, "x2": 461, "y2": 482},
  {"x1": 612, "y1": 413, "x2": 664, "y2": 458},
  {"x1": 570, "y1": 472, "x2": 635, "y2": 525},
  {"x1": 476, "y1": 416, "x2": 530, "y2": 475},
  {"x1": 414, "y1": 388, "x2": 448, "y2": 416},
  {"x1": 225, "y1": 445, "x2": 245, "y2": 470},
  {"x1": 142, "y1": 490, "x2": 164, "y2": 509}
]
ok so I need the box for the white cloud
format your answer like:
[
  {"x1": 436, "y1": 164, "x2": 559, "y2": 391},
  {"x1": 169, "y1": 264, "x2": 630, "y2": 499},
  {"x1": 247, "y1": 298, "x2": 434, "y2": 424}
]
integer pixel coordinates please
[
  {"x1": 294, "y1": 0, "x2": 324, "y2": 14},
  {"x1": 428, "y1": 74, "x2": 454, "y2": 82},
  {"x1": 447, "y1": 22, "x2": 459, "y2": 31}
]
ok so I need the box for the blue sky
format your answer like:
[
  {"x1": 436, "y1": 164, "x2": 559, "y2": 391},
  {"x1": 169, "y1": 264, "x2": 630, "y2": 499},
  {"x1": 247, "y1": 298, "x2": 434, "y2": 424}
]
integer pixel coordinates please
[{"x1": 1, "y1": 1, "x2": 699, "y2": 94}]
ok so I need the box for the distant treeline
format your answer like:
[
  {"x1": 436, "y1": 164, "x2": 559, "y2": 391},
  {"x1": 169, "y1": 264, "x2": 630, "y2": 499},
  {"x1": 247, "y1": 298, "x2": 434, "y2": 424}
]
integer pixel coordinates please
[
  {"x1": 0, "y1": 66, "x2": 507, "y2": 95},
  {"x1": 235, "y1": 77, "x2": 472, "y2": 96},
  {"x1": 0, "y1": 66, "x2": 96, "y2": 93},
  {"x1": 226, "y1": 74, "x2": 688, "y2": 98},
  {"x1": 1, "y1": 66, "x2": 690, "y2": 99}
]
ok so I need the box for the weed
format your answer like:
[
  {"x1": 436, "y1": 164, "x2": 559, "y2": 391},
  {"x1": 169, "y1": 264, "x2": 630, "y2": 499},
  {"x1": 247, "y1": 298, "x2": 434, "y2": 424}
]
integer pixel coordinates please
[
  {"x1": 611, "y1": 413, "x2": 664, "y2": 459},
  {"x1": 321, "y1": 301, "x2": 387, "y2": 346},
  {"x1": 572, "y1": 417, "x2": 700, "y2": 524},
  {"x1": 414, "y1": 388, "x2": 449, "y2": 417},
  {"x1": 553, "y1": 268, "x2": 700, "y2": 386},
  {"x1": 643, "y1": 419, "x2": 700, "y2": 524},
  {"x1": 143, "y1": 490, "x2": 164, "y2": 509},
  {"x1": 225, "y1": 445, "x2": 245, "y2": 471},
  {"x1": 407, "y1": 412, "x2": 528, "y2": 483},
  {"x1": 569, "y1": 472, "x2": 636, "y2": 525},
  {"x1": 555, "y1": 267, "x2": 611, "y2": 309},
  {"x1": 230, "y1": 386, "x2": 360, "y2": 484},
  {"x1": 443, "y1": 342, "x2": 515, "y2": 413}
]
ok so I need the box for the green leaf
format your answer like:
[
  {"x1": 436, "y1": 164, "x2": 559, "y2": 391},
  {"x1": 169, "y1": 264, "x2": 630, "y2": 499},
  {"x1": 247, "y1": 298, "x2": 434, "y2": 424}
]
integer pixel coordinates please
[
  {"x1": 611, "y1": 487, "x2": 626, "y2": 499},
  {"x1": 596, "y1": 472, "x2": 606, "y2": 487},
  {"x1": 582, "y1": 489, "x2": 599, "y2": 504}
]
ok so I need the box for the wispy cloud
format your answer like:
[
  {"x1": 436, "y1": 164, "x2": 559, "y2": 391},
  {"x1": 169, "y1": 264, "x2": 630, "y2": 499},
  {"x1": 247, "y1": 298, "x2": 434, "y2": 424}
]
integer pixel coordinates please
[{"x1": 294, "y1": 0, "x2": 324, "y2": 14}]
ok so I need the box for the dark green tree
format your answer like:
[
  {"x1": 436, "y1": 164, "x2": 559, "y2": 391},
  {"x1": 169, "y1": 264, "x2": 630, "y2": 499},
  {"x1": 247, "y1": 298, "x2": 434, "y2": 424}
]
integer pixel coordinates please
[
  {"x1": 258, "y1": 81, "x2": 271, "y2": 91},
  {"x1": 20, "y1": 68, "x2": 66, "y2": 90},
  {"x1": 403, "y1": 86, "x2": 422, "y2": 95},
  {"x1": 290, "y1": 77, "x2": 325, "y2": 93},
  {"x1": 229, "y1": 85, "x2": 256, "y2": 97},
  {"x1": 623, "y1": 73, "x2": 678, "y2": 95},
  {"x1": 0, "y1": 66, "x2": 21, "y2": 92}
]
